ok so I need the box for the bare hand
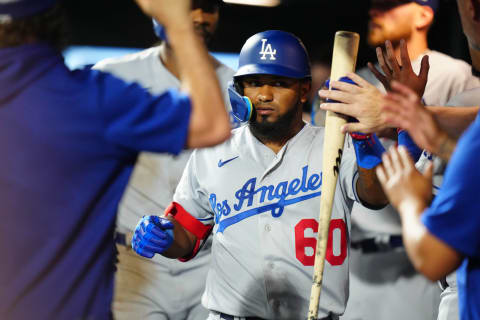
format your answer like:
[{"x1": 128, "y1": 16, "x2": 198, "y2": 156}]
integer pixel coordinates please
[
  {"x1": 376, "y1": 146, "x2": 433, "y2": 214},
  {"x1": 319, "y1": 72, "x2": 390, "y2": 134},
  {"x1": 369, "y1": 39, "x2": 429, "y2": 97},
  {"x1": 382, "y1": 81, "x2": 455, "y2": 160},
  {"x1": 134, "y1": 0, "x2": 191, "y2": 27}
]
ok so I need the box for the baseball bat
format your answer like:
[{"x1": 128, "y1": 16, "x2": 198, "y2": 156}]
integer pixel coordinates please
[{"x1": 307, "y1": 30, "x2": 359, "y2": 320}]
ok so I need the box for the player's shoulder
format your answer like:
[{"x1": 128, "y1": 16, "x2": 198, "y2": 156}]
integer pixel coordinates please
[{"x1": 93, "y1": 47, "x2": 160, "y2": 74}]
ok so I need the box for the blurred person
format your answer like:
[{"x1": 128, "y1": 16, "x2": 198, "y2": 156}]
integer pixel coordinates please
[
  {"x1": 92, "y1": 1, "x2": 239, "y2": 319},
  {"x1": 0, "y1": 0, "x2": 231, "y2": 319}
]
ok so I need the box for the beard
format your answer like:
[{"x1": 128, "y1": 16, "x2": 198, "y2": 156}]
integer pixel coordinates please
[
  {"x1": 194, "y1": 23, "x2": 214, "y2": 45},
  {"x1": 249, "y1": 105, "x2": 301, "y2": 144}
]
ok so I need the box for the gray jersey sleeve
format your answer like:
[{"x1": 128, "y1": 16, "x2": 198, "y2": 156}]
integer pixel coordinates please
[{"x1": 173, "y1": 149, "x2": 215, "y2": 225}]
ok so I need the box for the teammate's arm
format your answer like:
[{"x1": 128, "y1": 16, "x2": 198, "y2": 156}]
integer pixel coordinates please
[
  {"x1": 376, "y1": 146, "x2": 463, "y2": 280},
  {"x1": 134, "y1": 0, "x2": 231, "y2": 149},
  {"x1": 427, "y1": 105, "x2": 479, "y2": 138},
  {"x1": 383, "y1": 82, "x2": 479, "y2": 161}
]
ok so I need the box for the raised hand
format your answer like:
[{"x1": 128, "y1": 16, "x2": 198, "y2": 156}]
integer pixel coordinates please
[
  {"x1": 134, "y1": 0, "x2": 191, "y2": 27},
  {"x1": 131, "y1": 215, "x2": 174, "y2": 259},
  {"x1": 382, "y1": 81, "x2": 456, "y2": 161},
  {"x1": 376, "y1": 146, "x2": 433, "y2": 214},
  {"x1": 369, "y1": 39, "x2": 429, "y2": 98}
]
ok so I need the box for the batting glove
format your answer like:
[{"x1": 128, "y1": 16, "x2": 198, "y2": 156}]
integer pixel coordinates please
[
  {"x1": 350, "y1": 132, "x2": 386, "y2": 169},
  {"x1": 397, "y1": 129, "x2": 422, "y2": 162},
  {"x1": 131, "y1": 215, "x2": 174, "y2": 258}
]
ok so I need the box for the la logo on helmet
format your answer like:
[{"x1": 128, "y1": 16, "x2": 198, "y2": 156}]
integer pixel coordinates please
[{"x1": 259, "y1": 39, "x2": 277, "y2": 60}]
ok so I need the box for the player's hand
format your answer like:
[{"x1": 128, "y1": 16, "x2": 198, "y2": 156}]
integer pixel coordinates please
[
  {"x1": 131, "y1": 215, "x2": 174, "y2": 259},
  {"x1": 376, "y1": 146, "x2": 433, "y2": 215},
  {"x1": 134, "y1": 0, "x2": 191, "y2": 27},
  {"x1": 369, "y1": 39, "x2": 429, "y2": 97},
  {"x1": 319, "y1": 72, "x2": 389, "y2": 134},
  {"x1": 382, "y1": 81, "x2": 455, "y2": 161}
]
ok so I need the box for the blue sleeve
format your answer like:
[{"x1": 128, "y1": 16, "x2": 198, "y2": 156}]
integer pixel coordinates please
[
  {"x1": 421, "y1": 118, "x2": 480, "y2": 258},
  {"x1": 95, "y1": 70, "x2": 191, "y2": 156}
]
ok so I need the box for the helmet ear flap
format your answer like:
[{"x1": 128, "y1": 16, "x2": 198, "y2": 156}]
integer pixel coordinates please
[
  {"x1": 152, "y1": 19, "x2": 168, "y2": 42},
  {"x1": 228, "y1": 81, "x2": 253, "y2": 123}
]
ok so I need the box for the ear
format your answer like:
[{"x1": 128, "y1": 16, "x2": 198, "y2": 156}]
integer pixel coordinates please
[
  {"x1": 415, "y1": 5, "x2": 434, "y2": 30},
  {"x1": 300, "y1": 80, "x2": 312, "y2": 104}
]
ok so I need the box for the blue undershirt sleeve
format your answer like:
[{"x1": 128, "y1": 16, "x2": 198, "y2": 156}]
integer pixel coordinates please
[
  {"x1": 421, "y1": 115, "x2": 480, "y2": 259},
  {"x1": 95, "y1": 70, "x2": 191, "y2": 156}
]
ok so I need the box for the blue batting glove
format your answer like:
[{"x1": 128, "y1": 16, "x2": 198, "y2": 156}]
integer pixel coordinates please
[
  {"x1": 350, "y1": 132, "x2": 386, "y2": 169},
  {"x1": 131, "y1": 215, "x2": 174, "y2": 259},
  {"x1": 397, "y1": 129, "x2": 422, "y2": 162}
]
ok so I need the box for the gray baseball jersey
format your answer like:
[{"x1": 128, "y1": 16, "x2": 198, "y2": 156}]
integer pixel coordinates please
[
  {"x1": 93, "y1": 46, "x2": 237, "y2": 320},
  {"x1": 342, "y1": 51, "x2": 480, "y2": 320},
  {"x1": 174, "y1": 123, "x2": 360, "y2": 319}
]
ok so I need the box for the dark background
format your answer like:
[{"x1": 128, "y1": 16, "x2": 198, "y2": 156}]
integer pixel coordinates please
[{"x1": 64, "y1": 0, "x2": 469, "y2": 69}]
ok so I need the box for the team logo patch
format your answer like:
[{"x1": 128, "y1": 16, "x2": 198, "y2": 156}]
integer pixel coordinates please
[{"x1": 259, "y1": 38, "x2": 277, "y2": 60}]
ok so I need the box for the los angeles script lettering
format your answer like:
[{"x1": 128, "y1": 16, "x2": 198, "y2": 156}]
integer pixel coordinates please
[{"x1": 209, "y1": 165, "x2": 322, "y2": 224}]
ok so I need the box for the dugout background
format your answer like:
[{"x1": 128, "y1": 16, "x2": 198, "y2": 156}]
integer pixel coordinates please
[{"x1": 64, "y1": 0, "x2": 469, "y2": 71}]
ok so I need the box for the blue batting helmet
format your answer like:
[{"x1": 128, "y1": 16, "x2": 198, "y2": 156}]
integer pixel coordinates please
[
  {"x1": 229, "y1": 30, "x2": 311, "y2": 123},
  {"x1": 234, "y1": 30, "x2": 311, "y2": 80}
]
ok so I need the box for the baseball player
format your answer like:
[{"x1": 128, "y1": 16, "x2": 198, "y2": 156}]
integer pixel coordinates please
[
  {"x1": 315, "y1": 1, "x2": 480, "y2": 319},
  {"x1": 0, "y1": 0, "x2": 231, "y2": 319},
  {"x1": 92, "y1": 1, "x2": 238, "y2": 319},
  {"x1": 131, "y1": 30, "x2": 388, "y2": 320}
]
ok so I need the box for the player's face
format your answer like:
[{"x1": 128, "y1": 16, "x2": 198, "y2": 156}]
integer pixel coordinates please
[
  {"x1": 190, "y1": 2, "x2": 219, "y2": 45},
  {"x1": 368, "y1": 2, "x2": 416, "y2": 46},
  {"x1": 241, "y1": 74, "x2": 310, "y2": 139}
]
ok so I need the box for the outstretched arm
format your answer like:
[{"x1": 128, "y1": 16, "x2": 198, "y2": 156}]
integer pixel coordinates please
[
  {"x1": 376, "y1": 146, "x2": 462, "y2": 280},
  {"x1": 428, "y1": 106, "x2": 479, "y2": 138},
  {"x1": 134, "y1": 0, "x2": 230, "y2": 148},
  {"x1": 382, "y1": 82, "x2": 458, "y2": 162}
]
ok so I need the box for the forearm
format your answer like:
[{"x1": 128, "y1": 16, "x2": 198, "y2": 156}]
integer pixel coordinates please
[
  {"x1": 428, "y1": 106, "x2": 479, "y2": 139},
  {"x1": 433, "y1": 132, "x2": 457, "y2": 162},
  {"x1": 398, "y1": 200, "x2": 461, "y2": 281},
  {"x1": 356, "y1": 167, "x2": 388, "y2": 208},
  {"x1": 161, "y1": 215, "x2": 197, "y2": 259},
  {"x1": 166, "y1": 22, "x2": 231, "y2": 148}
]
